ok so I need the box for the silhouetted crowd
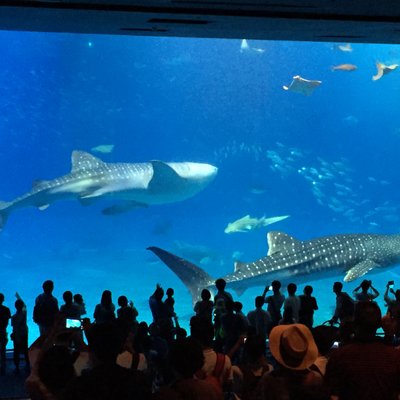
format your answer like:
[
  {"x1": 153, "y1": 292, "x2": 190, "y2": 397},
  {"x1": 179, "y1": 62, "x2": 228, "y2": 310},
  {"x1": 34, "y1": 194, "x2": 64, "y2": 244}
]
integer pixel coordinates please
[{"x1": 0, "y1": 277, "x2": 400, "y2": 399}]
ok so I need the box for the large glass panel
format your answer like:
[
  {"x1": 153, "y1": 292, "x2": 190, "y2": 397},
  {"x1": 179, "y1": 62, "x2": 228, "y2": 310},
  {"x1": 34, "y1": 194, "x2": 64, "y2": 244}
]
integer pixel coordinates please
[{"x1": 1, "y1": 32, "x2": 399, "y2": 341}]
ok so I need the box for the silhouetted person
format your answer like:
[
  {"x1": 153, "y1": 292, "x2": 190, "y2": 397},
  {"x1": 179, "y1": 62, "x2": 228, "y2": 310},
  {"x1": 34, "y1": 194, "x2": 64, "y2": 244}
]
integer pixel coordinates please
[
  {"x1": 330, "y1": 282, "x2": 354, "y2": 324},
  {"x1": 194, "y1": 289, "x2": 214, "y2": 322},
  {"x1": 38, "y1": 345, "x2": 76, "y2": 399},
  {"x1": 148, "y1": 285, "x2": 173, "y2": 342},
  {"x1": 220, "y1": 300, "x2": 247, "y2": 357},
  {"x1": 353, "y1": 280, "x2": 379, "y2": 302},
  {"x1": 214, "y1": 278, "x2": 233, "y2": 306},
  {"x1": 190, "y1": 315, "x2": 232, "y2": 391},
  {"x1": 11, "y1": 295, "x2": 29, "y2": 374},
  {"x1": 155, "y1": 337, "x2": 220, "y2": 399},
  {"x1": 234, "y1": 301, "x2": 249, "y2": 331},
  {"x1": 149, "y1": 284, "x2": 167, "y2": 323},
  {"x1": 60, "y1": 291, "x2": 81, "y2": 320},
  {"x1": 214, "y1": 279, "x2": 233, "y2": 350},
  {"x1": 164, "y1": 288, "x2": 177, "y2": 329},
  {"x1": 117, "y1": 295, "x2": 138, "y2": 336},
  {"x1": 262, "y1": 280, "x2": 285, "y2": 330},
  {"x1": 93, "y1": 290, "x2": 116, "y2": 324},
  {"x1": 164, "y1": 288, "x2": 175, "y2": 316},
  {"x1": 299, "y1": 285, "x2": 318, "y2": 328},
  {"x1": 73, "y1": 294, "x2": 86, "y2": 318},
  {"x1": 0, "y1": 293, "x2": 11, "y2": 374},
  {"x1": 33, "y1": 280, "x2": 59, "y2": 336},
  {"x1": 238, "y1": 335, "x2": 273, "y2": 400},
  {"x1": 283, "y1": 283, "x2": 301, "y2": 323},
  {"x1": 64, "y1": 322, "x2": 151, "y2": 400},
  {"x1": 326, "y1": 301, "x2": 400, "y2": 400},
  {"x1": 311, "y1": 324, "x2": 338, "y2": 376},
  {"x1": 247, "y1": 296, "x2": 271, "y2": 341}
]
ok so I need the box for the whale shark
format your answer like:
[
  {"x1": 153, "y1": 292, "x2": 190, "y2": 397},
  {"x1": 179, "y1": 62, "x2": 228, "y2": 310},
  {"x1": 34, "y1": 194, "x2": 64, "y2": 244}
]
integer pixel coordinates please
[
  {"x1": 148, "y1": 231, "x2": 400, "y2": 303},
  {"x1": 0, "y1": 150, "x2": 218, "y2": 230}
]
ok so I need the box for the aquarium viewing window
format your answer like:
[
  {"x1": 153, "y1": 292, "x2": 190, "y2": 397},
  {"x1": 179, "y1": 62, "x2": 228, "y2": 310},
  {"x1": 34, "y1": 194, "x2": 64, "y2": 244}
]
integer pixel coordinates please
[{"x1": 0, "y1": 28, "x2": 400, "y2": 343}]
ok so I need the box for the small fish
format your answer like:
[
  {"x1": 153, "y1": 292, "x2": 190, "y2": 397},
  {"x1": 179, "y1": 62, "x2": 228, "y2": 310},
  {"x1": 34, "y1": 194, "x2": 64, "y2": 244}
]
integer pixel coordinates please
[
  {"x1": 372, "y1": 62, "x2": 399, "y2": 81},
  {"x1": 331, "y1": 64, "x2": 357, "y2": 72},
  {"x1": 91, "y1": 144, "x2": 115, "y2": 154},
  {"x1": 335, "y1": 43, "x2": 353, "y2": 52},
  {"x1": 224, "y1": 214, "x2": 289, "y2": 234}
]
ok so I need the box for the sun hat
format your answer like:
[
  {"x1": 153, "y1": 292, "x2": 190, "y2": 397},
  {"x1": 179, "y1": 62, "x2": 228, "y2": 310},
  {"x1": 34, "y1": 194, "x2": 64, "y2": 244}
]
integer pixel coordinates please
[{"x1": 269, "y1": 323, "x2": 318, "y2": 370}]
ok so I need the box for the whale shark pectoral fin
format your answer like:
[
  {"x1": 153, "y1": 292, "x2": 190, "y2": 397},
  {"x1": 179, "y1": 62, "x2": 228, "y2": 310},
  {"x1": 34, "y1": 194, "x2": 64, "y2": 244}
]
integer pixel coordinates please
[
  {"x1": 38, "y1": 204, "x2": 50, "y2": 211},
  {"x1": 149, "y1": 161, "x2": 182, "y2": 191},
  {"x1": 71, "y1": 150, "x2": 105, "y2": 173},
  {"x1": 79, "y1": 185, "x2": 108, "y2": 199},
  {"x1": 102, "y1": 201, "x2": 148, "y2": 215},
  {"x1": 267, "y1": 231, "x2": 302, "y2": 256},
  {"x1": 344, "y1": 259, "x2": 379, "y2": 282}
]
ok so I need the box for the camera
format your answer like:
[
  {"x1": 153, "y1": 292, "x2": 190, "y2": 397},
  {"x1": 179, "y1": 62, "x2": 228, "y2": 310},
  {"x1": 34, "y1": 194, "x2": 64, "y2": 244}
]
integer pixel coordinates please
[{"x1": 388, "y1": 280, "x2": 395, "y2": 287}]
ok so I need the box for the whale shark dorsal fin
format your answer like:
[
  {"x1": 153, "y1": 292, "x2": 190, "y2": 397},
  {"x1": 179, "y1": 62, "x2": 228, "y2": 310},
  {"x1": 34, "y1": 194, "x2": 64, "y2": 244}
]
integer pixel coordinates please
[
  {"x1": 267, "y1": 231, "x2": 302, "y2": 256},
  {"x1": 149, "y1": 161, "x2": 181, "y2": 191},
  {"x1": 344, "y1": 259, "x2": 378, "y2": 282},
  {"x1": 71, "y1": 151, "x2": 105, "y2": 173}
]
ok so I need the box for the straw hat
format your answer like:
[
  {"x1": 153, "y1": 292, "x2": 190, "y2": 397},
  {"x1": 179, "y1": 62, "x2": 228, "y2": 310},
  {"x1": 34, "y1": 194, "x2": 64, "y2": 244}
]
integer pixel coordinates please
[{"x1": 269, "y1": 324, "x2": 318, "y2": 370}]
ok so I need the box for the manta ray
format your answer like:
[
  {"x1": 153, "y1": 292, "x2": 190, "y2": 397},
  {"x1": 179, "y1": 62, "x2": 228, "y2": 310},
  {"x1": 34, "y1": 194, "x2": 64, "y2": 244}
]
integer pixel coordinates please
[
  {"x1": 148, "y1": 230, "x2": 400, "y2": 304},
  {"x1": 283, "y1": 75, "x2": 322, "y2": 96},
  {"x1": 0, "y1": 151, "x2": 217, "y2": 230}
]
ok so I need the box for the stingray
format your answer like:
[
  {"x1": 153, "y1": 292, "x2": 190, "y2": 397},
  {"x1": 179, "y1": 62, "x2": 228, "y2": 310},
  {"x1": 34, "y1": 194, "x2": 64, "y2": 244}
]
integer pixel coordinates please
[
  {"x1": 283, "y1": 75, "x2": 322, "y2": 96},
  {"x1": 372, "y1": 62, "x2": 399, "y2": 81}
]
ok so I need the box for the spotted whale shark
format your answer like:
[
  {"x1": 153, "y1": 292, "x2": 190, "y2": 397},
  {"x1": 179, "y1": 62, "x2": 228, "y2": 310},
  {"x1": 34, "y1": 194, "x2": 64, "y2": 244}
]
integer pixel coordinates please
[
  {"x1": 0, "y1": 150, "x2": 218, "y2": 230},
  {"x1": 148, "y1": 231, "x2": 400, "y2": 303}
]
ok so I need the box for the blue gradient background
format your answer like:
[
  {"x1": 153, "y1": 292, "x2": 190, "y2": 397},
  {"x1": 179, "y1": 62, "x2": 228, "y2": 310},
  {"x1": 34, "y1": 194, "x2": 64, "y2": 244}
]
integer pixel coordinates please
[{"x1": 1, "y1": 32, "x2": 400, "y2": 342}]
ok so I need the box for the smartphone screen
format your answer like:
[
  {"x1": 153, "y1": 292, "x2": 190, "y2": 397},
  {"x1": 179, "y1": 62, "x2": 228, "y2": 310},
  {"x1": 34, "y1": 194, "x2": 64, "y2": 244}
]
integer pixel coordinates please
[{"x1": 66, "y1": 318, "x2": 82, "y2": 329}]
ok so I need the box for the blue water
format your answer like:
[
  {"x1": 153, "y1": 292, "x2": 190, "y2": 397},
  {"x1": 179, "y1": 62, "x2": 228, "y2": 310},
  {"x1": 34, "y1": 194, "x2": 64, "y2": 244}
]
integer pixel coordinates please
[{"x1": 1, "y1": 32, "x2": 400, "y2": 343}]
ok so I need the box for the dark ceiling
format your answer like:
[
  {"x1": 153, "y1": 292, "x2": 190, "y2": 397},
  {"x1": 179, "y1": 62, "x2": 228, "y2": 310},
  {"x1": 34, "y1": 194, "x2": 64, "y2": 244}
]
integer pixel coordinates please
[{"x1": 2, "y1": 1, "x2": 400, "y2": 43}]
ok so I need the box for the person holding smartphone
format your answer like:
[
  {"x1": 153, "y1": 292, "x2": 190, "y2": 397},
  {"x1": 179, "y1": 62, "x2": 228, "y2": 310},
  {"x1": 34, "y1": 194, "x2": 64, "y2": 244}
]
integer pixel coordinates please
[
  {"x1": 352, "y1": 280, "x2": 379, "y2": 302},
  {"x1": 384, "y1": 281, "x2": 400, "y2": 336}
]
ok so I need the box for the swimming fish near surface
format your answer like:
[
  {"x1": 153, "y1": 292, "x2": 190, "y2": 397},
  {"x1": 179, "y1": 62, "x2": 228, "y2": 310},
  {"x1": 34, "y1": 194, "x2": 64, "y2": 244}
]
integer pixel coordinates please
[
  {"x1": 372, "y1": 62, "x2": 399, "y2": 81},
  {"x1": 0, "y1": 151, "x2": 218, "y2": 230},
  {"x1": 331, "y1": 64, "x2": 357, "y2": 72},
  {"x1": 283, "y1": 75, "x2": 322, "y2": 96},
  {"x1": 224, "y1": 214, "x2": 289, "y2": 234},
  {"x1": 91, "y1": 144, "x2": 115, "y2": 154},
  {"x1": 337, "y1": 43, "x2": 353, "y2": 52},
  {"x1": 148, "y1": 231, "x2": 400, "y2": 304},
  {"x1": 240, "y1": 39, "x2": 265, "y2": 54}
]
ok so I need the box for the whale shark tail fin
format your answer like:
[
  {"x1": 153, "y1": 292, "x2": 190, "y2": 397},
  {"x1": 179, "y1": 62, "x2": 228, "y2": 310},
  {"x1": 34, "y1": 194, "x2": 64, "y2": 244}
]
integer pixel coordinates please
[
  {"x1": 0, "y1": 201, "x2": 11, "y2": 232},
  {"x1": 147, "y1": 246, "x2": 214, "y2": 306}
]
